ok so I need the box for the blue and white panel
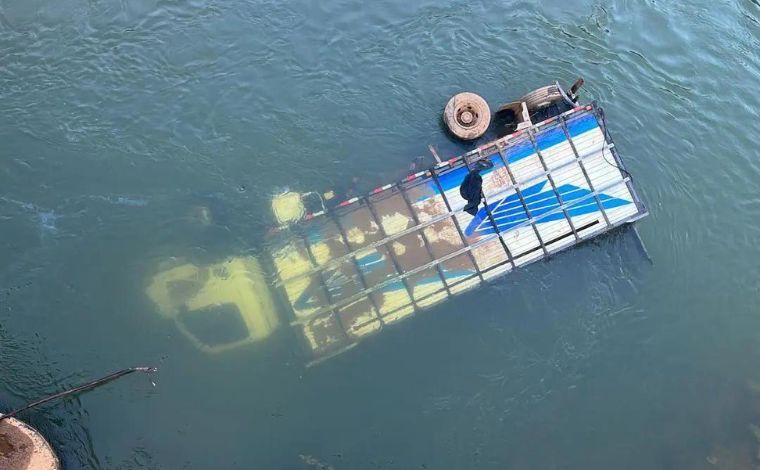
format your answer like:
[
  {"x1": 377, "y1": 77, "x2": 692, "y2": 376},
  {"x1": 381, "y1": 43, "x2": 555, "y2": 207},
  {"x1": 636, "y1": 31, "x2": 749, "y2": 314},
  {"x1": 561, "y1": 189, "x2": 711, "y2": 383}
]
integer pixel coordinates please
[
  {"x1": 536, "y1": 121, "x2": 605, "y2": 248},
  {"x1": 566, "y1": 113, "x2": 606, "y2": 160},
  {"x1": 460, "y1": 109, "x2": 643, "y2": 267},
  {"x1": 404, "y1": 177, "x2": 450, "y2": 223},
  {"x1": 379, "y1": 179, "x2": 484, "y2": 296},
  {"x1": 536, "y1": 123, "x2": 576, "y2": 171},
  {"x1": 436, "y1": 165, "x2": 469, "y2": 212},
  {"x1": 563, "y1": 113, "x2": 636, "y2": 227},
  {"x1": 504, "y1": 134, "x2": 543, "y2": 177},
  {"x1": 436, "y1": 164, "x2": 512, "y2": 276},
  {"x1": 549, "y1": 161, "x2": 605, "y2": 240},
  {"x1": 469, "y1": 156, "x2": 514, "y2": 278},
  {"x1": 548, "y1": 114, "x2": 607, "y2": 239},
  {"x1": 471, "y1": 155, "x2": 543, "y2": 265},
  {"x1": 288, "y1": 106, "x2": 648, "y2": 364},
  {"x1": 502, "y1": 135, "x2": 574, "y2": 253},
  {"x1": 486, "y1": 187, "x2": 545, "y2": 266},
  {"x1": 596, "y1": 181, "x2": 639, "y2": 226}
]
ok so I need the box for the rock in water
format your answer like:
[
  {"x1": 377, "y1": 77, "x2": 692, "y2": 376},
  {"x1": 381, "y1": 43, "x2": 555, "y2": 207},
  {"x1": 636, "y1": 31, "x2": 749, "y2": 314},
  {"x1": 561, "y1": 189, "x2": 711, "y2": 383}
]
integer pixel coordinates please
[{"x1": 0, "y1": 416, "x2": 60, "y2": 469}]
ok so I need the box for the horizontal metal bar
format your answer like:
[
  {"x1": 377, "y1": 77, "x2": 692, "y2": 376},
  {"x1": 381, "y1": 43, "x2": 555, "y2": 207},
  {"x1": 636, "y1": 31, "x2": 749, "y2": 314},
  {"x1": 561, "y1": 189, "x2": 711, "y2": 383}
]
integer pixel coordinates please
[
  {"x1": 434, "y1": 105, "x2": 592, "y2": 170},
  {"x1": 308, "y1": 267, "x2": 487, "y2": 366},
  {"x1": 494, "y1": 146, "x2": 549, "y2": 257},
  {"x1": 527, "y1": 128, "x2": 579, "y2": 242},
  {"x1": 474, "y1": 149, "x2": 517, "y2": 269},
  {"x1": 592, "y1": 105, "x2": 648, "y2": 217},
  {"x1": 305, "y1": 342, "x2": 358, "y2": 368},
  {"x1": 275, "y1": 141, "x2": 612, "y2": 287},
  {"x1": 559, "y1": 114, "x2": 611, "y2": 228},
  {"x1": 299, "y1": 234, "x2": 352, "y2": 343},
  {"x1": 431, "y1": 173, "x2": 490, "y2": 282},
  {"x1": 325, "y1": 209, "x2": 386, "y2": 327},
  {"x1": 364, "y1": 197, "x2": 419, "y2": 311},
  {"x1": 292, "y1": 175, "x2": 631, "y2": 324},
  {"x1": 276, "y1": 206, "x2": 457, "y2": 287},
  {"x1": 397, "y1": 182, "x2": 454, "y2": 294}
]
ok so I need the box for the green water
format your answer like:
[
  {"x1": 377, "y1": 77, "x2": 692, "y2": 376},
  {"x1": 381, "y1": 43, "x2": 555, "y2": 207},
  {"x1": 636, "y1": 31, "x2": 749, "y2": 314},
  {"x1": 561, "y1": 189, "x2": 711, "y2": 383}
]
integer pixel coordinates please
[{"x1": 2, "y1": 0, "x2": 760, "y2": 468}]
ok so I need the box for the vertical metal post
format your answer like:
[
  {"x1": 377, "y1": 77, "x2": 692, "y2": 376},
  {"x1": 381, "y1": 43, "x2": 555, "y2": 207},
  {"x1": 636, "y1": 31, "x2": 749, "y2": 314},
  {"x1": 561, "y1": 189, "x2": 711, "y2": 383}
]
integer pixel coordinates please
[
  {"x1": 428, "y1": 145, "x2": 442, "y2": 163},
  {"x1": 430, "y1": 170, "x2": 493, "y2": 278},
  {"x1": 395, "y1": 184, "x2": 453, "y2": 295},
  {"x1": 593, "y1": 106, "x2": 648, "y2": 217},
  {"x1": 363, "y1": 196, "x2": 421, "y2": 310},
  {"x1": 559, "y1": 115, "x2": 612, "y2": 228},
  {"x1": 471, "y1": 150, "x2": 517, "y2": 268},
  {"x1": 322, "y1": 211, "x2": 386, "y2": 326},
  {"x1": 526, "y1": 129, "x2": 579, "y2": 242},
  {"x1": 299, "y1": 235, "x2": 353, "y2": 342},
  {"x1": 632, "y1": 226, "x2": 653, "y2": 264},
  {"x1": 494, "y1": 145, "x2": 549, "y2": 256}
]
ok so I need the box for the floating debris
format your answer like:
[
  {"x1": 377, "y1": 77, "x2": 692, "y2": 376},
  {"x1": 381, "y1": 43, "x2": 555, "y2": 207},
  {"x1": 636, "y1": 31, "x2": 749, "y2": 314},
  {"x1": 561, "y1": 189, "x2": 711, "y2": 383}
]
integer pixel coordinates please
[
  {"x1": 86, "y1": 195, "x2": 149, "y2": 206},
  {"x1": 190, "y1": 205, "x2": 213, "y2": 226},
  {"x1": 706, "y1": 442, "x2": 755, "y2": 470},
  {"x1": 750, "y1": 424, "x2": 760, "y2": 461},
  {"x1": 299, "y1": 454, "x2": 335, "y2": 470}
]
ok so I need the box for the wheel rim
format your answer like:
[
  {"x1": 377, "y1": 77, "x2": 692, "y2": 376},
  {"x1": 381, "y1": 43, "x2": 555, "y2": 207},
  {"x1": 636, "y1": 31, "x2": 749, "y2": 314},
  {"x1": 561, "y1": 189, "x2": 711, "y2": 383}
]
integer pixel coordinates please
[{"x1": 443, "y1": 92, "x2": 491, "y2": 140}]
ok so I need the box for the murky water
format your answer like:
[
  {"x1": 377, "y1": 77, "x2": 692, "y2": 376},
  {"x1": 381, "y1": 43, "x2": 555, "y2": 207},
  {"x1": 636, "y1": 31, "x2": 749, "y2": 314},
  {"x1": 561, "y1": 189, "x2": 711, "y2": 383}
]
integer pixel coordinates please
[{"x1": 2, "y1": 0, "x2": 760, "y2": 468}]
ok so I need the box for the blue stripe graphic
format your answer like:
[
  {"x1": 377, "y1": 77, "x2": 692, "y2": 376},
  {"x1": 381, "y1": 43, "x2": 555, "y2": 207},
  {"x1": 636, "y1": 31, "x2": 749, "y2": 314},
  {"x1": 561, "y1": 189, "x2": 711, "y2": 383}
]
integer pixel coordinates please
[
  {"x1": 463, "y1": 180, "x2": 631, "y2": 236},
  {"x1": 434, "y1": 113, "x2": 600, "y2": 194}
]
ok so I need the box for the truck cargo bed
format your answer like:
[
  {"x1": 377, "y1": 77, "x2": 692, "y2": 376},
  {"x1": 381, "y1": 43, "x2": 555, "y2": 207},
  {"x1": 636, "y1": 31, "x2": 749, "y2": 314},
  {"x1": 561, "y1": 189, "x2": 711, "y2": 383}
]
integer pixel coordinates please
[{"x1": 268, "y1": 103, "x2": 647, "y2": 365}]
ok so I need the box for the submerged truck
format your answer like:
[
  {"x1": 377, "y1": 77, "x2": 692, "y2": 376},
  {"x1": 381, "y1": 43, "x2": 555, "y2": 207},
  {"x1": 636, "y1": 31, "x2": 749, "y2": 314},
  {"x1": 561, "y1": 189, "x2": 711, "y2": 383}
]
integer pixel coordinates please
[{"x1": 146, "y1": 83, "x2": 648, "y2": 366}]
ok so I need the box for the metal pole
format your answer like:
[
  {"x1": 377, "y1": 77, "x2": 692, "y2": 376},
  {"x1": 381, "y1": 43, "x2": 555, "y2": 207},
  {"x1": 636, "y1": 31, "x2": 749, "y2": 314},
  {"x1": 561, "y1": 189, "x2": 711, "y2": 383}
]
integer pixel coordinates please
[
  {"x1": 494, "y1": 146, "x2": 549, "y2": 256},
  {"x1": 632, "y1": 226, "x2": 653, "y2": 264},
  {"x1": 526, "y1": 129, "x2": 579, "y2": 241},
  {"x1": 0, "y1": 367, "x2": 157, "y2": 422}
]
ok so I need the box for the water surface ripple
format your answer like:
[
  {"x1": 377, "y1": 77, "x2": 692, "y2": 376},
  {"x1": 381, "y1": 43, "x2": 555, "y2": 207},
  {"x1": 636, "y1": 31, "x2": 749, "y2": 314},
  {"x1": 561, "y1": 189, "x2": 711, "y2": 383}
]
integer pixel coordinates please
[{"x1": 2, "y1": 0, "x2": 760, "y2": 468}]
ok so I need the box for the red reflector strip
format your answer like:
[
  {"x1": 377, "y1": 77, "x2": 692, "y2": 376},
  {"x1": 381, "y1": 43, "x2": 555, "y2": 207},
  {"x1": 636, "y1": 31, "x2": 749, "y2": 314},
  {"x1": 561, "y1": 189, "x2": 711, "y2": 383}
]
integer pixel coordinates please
[
  {"x1": 409, "y1": 170, "x2": 427, "y2": 181},
  {"x1": 561, "y1": 106, "x2": 583, "y2": 118},
  {"x1": 338, "y1": 197, "x2": 359, "y2": 207},
  {"x1": 540, "y1": 116, "x2": 556, "y2": 126},
  {"x1": 372, "y1": 184, "x2": 393, "y2": 194}
]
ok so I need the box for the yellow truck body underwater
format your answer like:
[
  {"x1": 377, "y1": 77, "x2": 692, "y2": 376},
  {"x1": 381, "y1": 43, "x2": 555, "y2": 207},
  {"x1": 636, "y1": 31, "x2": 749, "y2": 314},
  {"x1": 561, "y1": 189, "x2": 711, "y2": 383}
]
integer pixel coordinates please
[{"x1": 146, "y1": 102, "x2": 647, "y2": 365}]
